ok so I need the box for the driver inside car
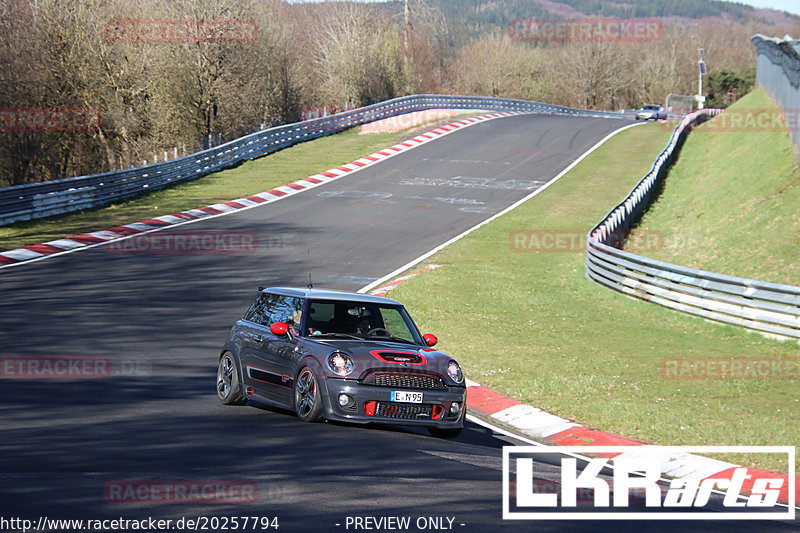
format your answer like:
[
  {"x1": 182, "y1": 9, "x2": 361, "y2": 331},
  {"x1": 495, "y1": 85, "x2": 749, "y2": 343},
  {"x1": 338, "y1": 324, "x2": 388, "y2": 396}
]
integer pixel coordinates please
[{"x1": 354, "y1": 318, "x2": 372, "y2": 335}]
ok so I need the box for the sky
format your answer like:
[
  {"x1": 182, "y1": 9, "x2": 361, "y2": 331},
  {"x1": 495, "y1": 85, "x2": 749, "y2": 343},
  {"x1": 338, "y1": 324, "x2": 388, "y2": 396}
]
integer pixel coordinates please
[{"x1": 726, "y1": 0, "x2": 800, "y2": 15}]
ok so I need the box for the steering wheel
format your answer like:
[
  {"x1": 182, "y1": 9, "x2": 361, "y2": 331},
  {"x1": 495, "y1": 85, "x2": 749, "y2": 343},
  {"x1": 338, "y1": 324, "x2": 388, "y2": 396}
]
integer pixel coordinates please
[{"x1": 366, "y1": 328, "x2": 392, "y2": 337}]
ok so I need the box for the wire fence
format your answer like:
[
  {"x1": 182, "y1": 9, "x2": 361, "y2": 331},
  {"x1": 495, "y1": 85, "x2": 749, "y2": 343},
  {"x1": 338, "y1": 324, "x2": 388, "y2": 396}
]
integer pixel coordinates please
[{"x1": 752, "y1": 34, "x2": 800, "y2": 165}]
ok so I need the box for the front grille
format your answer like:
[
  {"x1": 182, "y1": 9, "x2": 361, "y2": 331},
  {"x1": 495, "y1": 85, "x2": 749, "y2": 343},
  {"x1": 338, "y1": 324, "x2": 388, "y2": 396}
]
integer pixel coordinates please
[
  {"x1": 362, "y1": 371, "x2": 446, "y2": 390},
  {"x1": 375, "y1": 402, "x2": 433, "y2": 419}
]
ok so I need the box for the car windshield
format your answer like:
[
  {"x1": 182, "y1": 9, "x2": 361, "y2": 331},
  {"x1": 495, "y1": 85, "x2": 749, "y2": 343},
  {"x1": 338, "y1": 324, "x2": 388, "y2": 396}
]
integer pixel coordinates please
[
  {"x1": 306, "y1": 300, "x2": 422, "y2": 344},
  {"x1": 643, "y1": 105, "x2": 661, "y2": 111}
]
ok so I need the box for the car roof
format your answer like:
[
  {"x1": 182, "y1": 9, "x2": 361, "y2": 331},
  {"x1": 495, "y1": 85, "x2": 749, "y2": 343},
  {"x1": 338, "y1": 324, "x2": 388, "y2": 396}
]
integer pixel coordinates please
[{"x1": 260, "y1": 287, "x2": 402, "y2": 306}]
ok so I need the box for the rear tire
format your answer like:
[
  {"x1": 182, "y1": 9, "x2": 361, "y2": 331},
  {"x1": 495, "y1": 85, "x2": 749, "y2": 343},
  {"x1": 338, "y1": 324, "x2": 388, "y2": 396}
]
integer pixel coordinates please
[
  {"x1": 217, "y1": 352, "x2": 246, "y2": 405},
  {"x1": 294, "y1": 367, "x2": 323, "y2": 422}
]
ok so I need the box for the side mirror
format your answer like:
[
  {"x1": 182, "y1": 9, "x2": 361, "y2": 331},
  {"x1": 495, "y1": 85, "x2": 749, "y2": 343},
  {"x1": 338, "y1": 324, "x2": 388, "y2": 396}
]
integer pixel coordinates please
[
  {"x1": 423, "y1": 333, "x2": 438, "y2": 347},
  {"x1": 270, "y1": 322, "x2": 289, "y2": 336}
]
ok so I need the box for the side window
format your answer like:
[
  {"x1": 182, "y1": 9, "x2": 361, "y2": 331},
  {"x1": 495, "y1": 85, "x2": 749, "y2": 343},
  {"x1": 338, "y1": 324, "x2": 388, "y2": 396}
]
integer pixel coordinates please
[
  {"x1": 267, "y1": 296, "x2": 303, "y2": 330},
  {"x1": 244, "y1": 293, "x2": 303, "y2": 331},
  {"x1": 243, "y1": 293, "x2": 272, "y2": 325}
]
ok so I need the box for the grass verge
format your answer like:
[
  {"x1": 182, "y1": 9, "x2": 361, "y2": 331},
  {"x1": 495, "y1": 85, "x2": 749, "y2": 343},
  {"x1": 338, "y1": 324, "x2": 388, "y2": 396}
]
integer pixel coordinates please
[
  {"x1": 630, "y1": 89, "x2": 800, "y2": 285},
  {"x1": 388, "y1": 121, "x2": 799, "y2": 474}
]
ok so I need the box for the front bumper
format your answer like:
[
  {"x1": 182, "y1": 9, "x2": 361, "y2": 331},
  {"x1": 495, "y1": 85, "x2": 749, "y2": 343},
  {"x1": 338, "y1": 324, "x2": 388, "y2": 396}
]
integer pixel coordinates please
[{"x1": 322, "y1": 379, "x2": 466, "y2": 428}]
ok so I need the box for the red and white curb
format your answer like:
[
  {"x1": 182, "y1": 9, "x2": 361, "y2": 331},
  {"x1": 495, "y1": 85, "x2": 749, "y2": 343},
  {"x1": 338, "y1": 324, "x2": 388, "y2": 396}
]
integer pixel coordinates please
[
  {"x1": 466, "y1": 380, "x2": 797, "y2": 506},
  {"x1": 0, "y1": 111, "x2": 523, "y2": 270},
  {"x1": 369, "y1": 266, "x2": 798, "y2": 507}
]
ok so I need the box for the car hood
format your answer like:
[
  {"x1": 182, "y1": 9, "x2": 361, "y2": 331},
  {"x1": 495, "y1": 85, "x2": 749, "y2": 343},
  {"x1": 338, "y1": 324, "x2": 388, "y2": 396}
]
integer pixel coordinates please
[
  {"x1": 306, "y1": 338, "x2": 447, "y2": 358},
  {"x1": 302, "y1": 338, "x2": 457, "y2": 380}
]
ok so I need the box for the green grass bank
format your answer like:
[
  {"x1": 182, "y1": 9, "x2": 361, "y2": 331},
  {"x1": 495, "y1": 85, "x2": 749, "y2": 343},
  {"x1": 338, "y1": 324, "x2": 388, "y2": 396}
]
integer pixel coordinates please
[
  {"x1": 389, "y1": 120, "x2": 799, "y2": 474},
  {"x1": 631, "y1": 89, "x2": 800, "y2": 285}
]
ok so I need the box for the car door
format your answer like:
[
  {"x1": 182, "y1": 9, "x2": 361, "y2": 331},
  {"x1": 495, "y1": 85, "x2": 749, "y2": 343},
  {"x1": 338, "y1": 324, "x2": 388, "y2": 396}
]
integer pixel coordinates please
[{"x1": 240, "y1": 292, "x2": 303, "y2": 406}]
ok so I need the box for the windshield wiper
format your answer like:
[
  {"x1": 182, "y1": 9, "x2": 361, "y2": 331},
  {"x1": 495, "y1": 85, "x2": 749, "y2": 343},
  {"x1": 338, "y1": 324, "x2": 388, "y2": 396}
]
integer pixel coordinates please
[
  {"x1": 366, "y1": 334, "x2": 415, "y2": 344},
  {"x1": 311, "y1": 332, "x2": 363, "y2": 340}
]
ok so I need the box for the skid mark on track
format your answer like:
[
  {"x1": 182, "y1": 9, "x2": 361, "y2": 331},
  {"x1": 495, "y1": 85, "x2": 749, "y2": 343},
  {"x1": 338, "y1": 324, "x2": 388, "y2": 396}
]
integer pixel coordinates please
[{"x1": 399, "y1": 176, "x2": 547, "y2": 190}]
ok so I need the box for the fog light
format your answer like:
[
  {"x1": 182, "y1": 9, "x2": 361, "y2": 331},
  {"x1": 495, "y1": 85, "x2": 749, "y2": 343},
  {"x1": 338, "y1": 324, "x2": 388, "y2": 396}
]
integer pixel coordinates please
[
  {"x1": 338, "y1": 394, "x2": 355, "y2": 409},
  {"x1": 450, "y1": 402, "x2": 461, "y2": 416}
]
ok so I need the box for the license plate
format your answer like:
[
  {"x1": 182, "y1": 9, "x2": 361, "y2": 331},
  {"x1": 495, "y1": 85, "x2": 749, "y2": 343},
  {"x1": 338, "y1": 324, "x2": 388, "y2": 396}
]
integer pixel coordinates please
[{"x1": 390, "y1": 390, "x2": 423, "y2": 403}]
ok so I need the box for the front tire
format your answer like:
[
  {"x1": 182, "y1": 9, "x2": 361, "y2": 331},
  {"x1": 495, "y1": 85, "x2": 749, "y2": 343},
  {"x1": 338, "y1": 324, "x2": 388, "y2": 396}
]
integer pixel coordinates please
[
  {"x1": 294, "y1": 367, "x2": 323, "y2": 422},
  {"x1": 217, "y1": 352, "x2": 246, "y2": 405}
]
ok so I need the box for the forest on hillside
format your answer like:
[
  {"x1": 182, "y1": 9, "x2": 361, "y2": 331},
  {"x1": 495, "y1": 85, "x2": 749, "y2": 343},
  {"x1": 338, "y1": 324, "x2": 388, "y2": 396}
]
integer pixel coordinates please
[
  {"x1": 1, "y1": 0, "x2": 798, "y2": 186},
  {"x1": 418, "y1": 0, "x2": 768, "y2": 36}
]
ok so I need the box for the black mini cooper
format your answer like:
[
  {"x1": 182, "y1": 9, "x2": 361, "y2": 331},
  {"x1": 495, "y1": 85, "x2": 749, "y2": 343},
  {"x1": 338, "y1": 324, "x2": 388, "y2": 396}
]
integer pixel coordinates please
[{"x1": 217, "y1": 287, "x2": 466, "y2": 438}]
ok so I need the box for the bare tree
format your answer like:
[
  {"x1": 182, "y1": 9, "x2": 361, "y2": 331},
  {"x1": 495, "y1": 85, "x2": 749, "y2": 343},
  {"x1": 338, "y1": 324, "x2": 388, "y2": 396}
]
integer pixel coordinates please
[
  {"x1": 312, "y1": 3, "x2": 405, "y2": 108},
  {"x1": 403, "y1": 0, "x2": 457, "y2": 94},
  {"x1": 449, "y1": 31, "x2": 555, "y2": 103},
  {"x1": 0, "y1": 0, "x2": 114, "y2": 184},
  {"x1": 1, "y1": 0, "x2": 792, "y2": 187}
]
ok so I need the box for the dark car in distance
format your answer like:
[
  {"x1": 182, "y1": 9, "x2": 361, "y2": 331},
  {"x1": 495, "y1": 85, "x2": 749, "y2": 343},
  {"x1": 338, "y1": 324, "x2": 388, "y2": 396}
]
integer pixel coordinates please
[{"x1": 217, "y1": 287, "x2": 466, "y2": 438}]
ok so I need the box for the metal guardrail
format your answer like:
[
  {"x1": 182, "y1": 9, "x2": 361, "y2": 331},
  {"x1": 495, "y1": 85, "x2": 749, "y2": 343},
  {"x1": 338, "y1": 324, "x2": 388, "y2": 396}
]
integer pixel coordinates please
[
  {"x1": 586, "y1": 109, "x2": 800, "y2": 339},
  {"x1": 0, "y1": 94, "x2": 629, "y2": 226}
]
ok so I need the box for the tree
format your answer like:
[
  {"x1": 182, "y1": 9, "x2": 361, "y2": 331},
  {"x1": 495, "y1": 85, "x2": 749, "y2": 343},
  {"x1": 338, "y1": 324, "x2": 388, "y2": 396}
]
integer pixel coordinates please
[
  {"x1": 548, "y1": 40, "x2": 635, "y2": 110},
  {"x1": 312, "y1": 3, "x2": 406, "y2": 107},
  {"x1": 0, "y1": 0, "x2": 112, "y2": 184},
  {"x1": 706, "y1": 67, "x2": 756, "y2": 108},
  {"x1": 450, "y1": 32, "x2": 552, "y2": 101}
]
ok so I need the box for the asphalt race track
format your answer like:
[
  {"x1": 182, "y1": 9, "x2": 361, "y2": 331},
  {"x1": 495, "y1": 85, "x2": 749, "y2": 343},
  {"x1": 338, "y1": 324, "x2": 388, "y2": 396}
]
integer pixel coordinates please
[{"x1": 1, "y1": 114, "x2": 797, "y2": 532}]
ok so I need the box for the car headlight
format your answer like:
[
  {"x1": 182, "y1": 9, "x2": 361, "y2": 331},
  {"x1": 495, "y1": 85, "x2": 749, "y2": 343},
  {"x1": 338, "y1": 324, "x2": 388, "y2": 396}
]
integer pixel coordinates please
[
  {"x1": 447, "y1": 359, "x2": 464, "y2": 384},
  {"x1": 327, "y1": 352, "x2": 354, "y2": 376}
]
